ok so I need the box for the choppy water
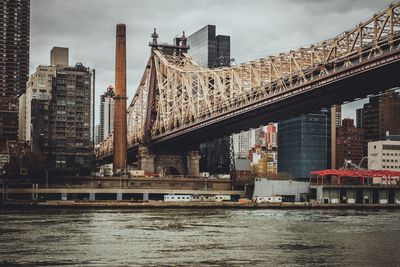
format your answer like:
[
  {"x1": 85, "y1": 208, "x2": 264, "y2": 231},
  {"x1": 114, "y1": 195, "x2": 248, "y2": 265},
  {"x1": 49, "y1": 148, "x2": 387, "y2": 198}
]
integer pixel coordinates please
[{"x1": 1, "y1": 208, "x2": 400, "y2": 266}]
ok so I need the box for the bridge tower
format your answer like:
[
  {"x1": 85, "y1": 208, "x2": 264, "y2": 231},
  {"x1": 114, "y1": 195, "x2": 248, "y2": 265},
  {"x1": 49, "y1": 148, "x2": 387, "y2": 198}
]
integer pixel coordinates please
[
  {"x1": 113, "y1": 24, "x2": 128, "y2": 173},
  {"x1": 136, "y1": 29, "x2": 201, "y2": 176}
]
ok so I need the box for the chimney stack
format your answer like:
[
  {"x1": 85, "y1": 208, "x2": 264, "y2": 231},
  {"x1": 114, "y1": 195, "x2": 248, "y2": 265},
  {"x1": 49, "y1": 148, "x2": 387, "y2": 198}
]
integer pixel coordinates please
[{"x1": 113, "y1": 24, "x2": 127, "y2": 173}]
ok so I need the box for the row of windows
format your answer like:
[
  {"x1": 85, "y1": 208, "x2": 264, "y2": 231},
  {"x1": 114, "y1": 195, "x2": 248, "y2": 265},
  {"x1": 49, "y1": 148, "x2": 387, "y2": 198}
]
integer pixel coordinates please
[
  {"x1": 383, "y1": 166, "x2": 400, "y2": 169},
  {"x1": 383, "y1": 153, "x2": 399, "y2": 156},
  {"x1": 383, "y1": 145, "x2": 400, "y2": 150},
  {"x1": 382, "y1": 159, "x2": 399, "y2": 163}
]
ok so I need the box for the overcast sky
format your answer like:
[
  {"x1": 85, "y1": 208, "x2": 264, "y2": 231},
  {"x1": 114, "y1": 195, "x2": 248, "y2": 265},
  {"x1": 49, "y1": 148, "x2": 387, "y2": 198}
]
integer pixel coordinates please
[{"x1": 30, "y1": 0, "x2": 394, "y2": 124}]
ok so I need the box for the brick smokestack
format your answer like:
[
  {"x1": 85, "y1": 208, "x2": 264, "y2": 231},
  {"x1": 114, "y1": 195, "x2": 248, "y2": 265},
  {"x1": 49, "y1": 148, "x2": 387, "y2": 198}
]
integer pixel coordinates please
[{"x1": 113, "y1": 24, "x2": 127, "y2": 173}]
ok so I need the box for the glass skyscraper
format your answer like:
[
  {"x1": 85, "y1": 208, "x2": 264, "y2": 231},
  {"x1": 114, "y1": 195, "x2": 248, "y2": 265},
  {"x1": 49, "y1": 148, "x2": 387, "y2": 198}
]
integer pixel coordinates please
[{"x1": 278, "y1": 112, "x2": 328, "y2": 179}]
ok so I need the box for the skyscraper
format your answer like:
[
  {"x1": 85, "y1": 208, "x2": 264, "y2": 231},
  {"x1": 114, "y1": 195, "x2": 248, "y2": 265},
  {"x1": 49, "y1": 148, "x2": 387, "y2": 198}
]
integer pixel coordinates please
[
  {"x1": 187, "y1": 25, "x2": 230, "y2": 68},
  {"x1": 0, "y1": 0, "x2": 30, "y2": 153},
  {"x1": 363, "y1": 91, "x2": 400, "y2": 143},
  {"x1": 278, "y1": 112, "x2": 328, "y2": 179},
  {"x1": 99, "y1": 86, "x2": 115, "y2": 141}
]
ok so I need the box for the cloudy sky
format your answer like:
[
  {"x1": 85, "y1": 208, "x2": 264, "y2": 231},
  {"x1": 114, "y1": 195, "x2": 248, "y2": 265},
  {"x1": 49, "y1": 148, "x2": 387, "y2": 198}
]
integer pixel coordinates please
[{"x1": 30, "y1": 0, "x2": 394, "y2": 124}]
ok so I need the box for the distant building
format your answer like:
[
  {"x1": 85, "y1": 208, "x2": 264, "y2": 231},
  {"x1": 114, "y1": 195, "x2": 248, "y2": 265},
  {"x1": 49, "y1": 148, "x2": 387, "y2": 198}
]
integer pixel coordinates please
[
  {"x1": 329, "y1": 105, "x2": 341, "y2": 169},
  {"x1": 99, "y1": 85, "x2": 115, "y2": 141},
  {"x1": 356, "y1": 108, "x2": 364, "y2": 128},
  {"x1": 265, "y1": 123, "x2": 277, "y2": 150},
  {"x1": 95, "y1": 124, "x2": 101, "y2": 144},
  {"x1": 19, "y1": 48, "x2": 93, "y2": 170},
  {"x1": 19, "y1": 65, "x2": 56, "y2": 142},
  {"x1": 187, "y1": 25, "x2": 230, "y2": 68},
  {"x1": 278, "y1": 112, "x2": 328, "y2": 179},
  {"x1": 50, "y1": 47, "x2": 69, "y2": 66},
  {"x1": 233, "y1": 128, "x2": 263, "y2": 159},
  {"x1": 187, "y1": 25, "x2": 231, "y2": 174},
  {"x1": 368, "y1": 140, "x2": 400, "y2": 171},
  {"x1": 363, "y1": 91, "x2": 400, "y2": 143},
  {"x1": 0, "y1": 0, "x2": 30, "y2": 155},
  {"x1": 251, "y1": 148, "x2": 278, "y2": 177},
  {"x1": 336, "y1": 118, "x2": 364, "y2": 168}
]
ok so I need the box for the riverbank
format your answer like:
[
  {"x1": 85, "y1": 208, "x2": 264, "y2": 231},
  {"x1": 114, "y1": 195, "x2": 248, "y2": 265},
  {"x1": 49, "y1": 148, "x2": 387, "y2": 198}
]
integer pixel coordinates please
[{"x1": 2, "y1": 200, "x2": 400, "y2": 209}]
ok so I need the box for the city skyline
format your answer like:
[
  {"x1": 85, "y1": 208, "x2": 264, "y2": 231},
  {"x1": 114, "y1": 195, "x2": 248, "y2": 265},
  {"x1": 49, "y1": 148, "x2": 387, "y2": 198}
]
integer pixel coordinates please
[{"x1": 30, "y1": 0, "x2": 393, "y2": 124}]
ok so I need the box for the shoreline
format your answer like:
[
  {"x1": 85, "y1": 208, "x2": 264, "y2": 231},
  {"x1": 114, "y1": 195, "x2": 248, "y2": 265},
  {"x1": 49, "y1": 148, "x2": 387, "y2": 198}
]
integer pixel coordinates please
[{"x1": 1, "y1": 200, "x2": 400, "y2": 210}]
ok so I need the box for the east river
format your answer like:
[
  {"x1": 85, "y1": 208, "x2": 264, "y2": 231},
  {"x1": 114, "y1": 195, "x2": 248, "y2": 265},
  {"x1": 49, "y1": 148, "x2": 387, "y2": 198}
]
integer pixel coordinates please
[{"x1": 1, "y1": 208, "x2": 400, "y2": 266}]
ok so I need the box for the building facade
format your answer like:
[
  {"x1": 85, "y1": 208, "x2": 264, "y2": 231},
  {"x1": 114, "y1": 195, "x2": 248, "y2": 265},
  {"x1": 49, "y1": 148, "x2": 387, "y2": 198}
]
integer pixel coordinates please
[
  {"x1": 187, "y1": 25, "x2": 230, "y2": 68},
  {"x1": 336, "y1": 118, "x2": 364, "y2": 168},
  {"x1": 19, "y1": 48, "x2": 93, "y2": 170},
  {"x1": 99, "y1": 85, "x2": 114, "y2": 141},
  {"x1": 265, "y1": 123, "x2": 277, "y2": 150},
  {"x1": 233, "y1": 128, "x2": 263, "y2": 159},
  {"x1": 278, "y1": 113, "x2": 328, "y2": 179},
  {"x1": 356, "y1": 108, "x2": 364, "y2": 128},
  {"x1": 368, "y1": 140, "x2": 400, "y2": 171},
  {"x1": 0, "y1": 0, "x2": 30, "y2": 154},
  {"x1": 363, "y1": 91, "x2": 400, "y2": 143}
]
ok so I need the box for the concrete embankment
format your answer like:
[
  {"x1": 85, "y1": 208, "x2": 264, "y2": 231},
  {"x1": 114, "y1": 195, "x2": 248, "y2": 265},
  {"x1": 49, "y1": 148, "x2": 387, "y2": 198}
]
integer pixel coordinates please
[{"x1": 1, "y1": 200, "x2": 400, "y2": 209}]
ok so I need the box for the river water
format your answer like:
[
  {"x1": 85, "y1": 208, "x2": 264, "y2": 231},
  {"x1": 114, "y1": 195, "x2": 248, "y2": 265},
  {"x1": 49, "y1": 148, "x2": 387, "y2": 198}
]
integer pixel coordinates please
[{"x1": 1, "y1": 208, "x2": 399, "y2": 266}]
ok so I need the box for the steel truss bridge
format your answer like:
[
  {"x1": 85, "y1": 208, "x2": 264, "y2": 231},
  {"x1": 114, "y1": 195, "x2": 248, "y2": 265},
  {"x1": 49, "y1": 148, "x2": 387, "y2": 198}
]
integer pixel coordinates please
[{"x1": 96, "y1": 2, "x2": 400, "y2": 161}]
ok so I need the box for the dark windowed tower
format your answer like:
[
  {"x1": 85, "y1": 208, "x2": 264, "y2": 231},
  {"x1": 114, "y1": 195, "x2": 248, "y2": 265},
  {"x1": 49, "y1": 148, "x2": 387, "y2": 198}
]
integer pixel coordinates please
[
  {"x1": 0, "y1": 0, "x2": 30, "y2": 152},
  {"x1": 278, "y1": 112, "x2": 328, "y2": 179},
  {"x1": 187, "y1": 25, "x2": 231, "y2": 68}
]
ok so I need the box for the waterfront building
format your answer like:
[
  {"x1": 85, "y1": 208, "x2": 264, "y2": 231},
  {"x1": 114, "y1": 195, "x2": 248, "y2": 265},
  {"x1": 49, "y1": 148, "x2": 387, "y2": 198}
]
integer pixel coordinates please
[
  {"x1": 336, "y1": 118, "x2": 364, "y2": 168},
  {"x1": 99, "y1": 85, "x2": 115, "y2": 141},
  {"x1": 278, "y1": 112, "x2": 328, "y2": 179},
  {"x1": 19, "y1": 48, "x2": 92, "y2": 170},
  {"x1": 0, "y1": 0, "x2": 30, "y2": 155},
  {"x1": 368, "y1": 139, "x2": 400, "y2": 171}
]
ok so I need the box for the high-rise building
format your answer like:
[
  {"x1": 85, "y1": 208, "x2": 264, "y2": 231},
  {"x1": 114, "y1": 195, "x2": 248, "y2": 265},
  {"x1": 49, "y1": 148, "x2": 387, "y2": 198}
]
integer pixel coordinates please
[
  {"x1": 265, "y1": 123, "x2": 277, "y2": 150},
  {"x1": 363, "y1": 91, "x2": 400, "y2": 143},
  {"x1": 99, "y1": 85, "x2": 115, "y2": 141},
  {"x1": 0, "y1": 0, "x2": 30, "y2": 153},
  {"x1": 336, "y1": 118, "x2": 364, "y2": 168},
  {"x1": 278, "y1": 112, "x2": 328, "y2": 179},
  {"x1": 95, "y1": 124, "x2": 101, "y2": 144},
  {"x1": 187, "y1": 25, "x2": 231, "y2": 173},
  {"x1": 329, "y1": 105, "x2": 341, "y2": 169},
  {"x1": 187, "y1": 25, "x2": 230, "y2": 68},
  {"x1": 356, "y1": 108, "x2": 364, "y2": 128},
  {"x1": 233, "y1": 128, "x2": 263, "y2": 159},
  {"x1": 19, "y1": 48, "x2": 93, "y2": 170}
]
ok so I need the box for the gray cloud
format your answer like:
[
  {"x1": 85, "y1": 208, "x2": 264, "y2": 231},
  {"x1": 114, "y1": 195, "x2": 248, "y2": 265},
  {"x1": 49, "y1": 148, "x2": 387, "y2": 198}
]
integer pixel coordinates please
[{"x1": 30, "y1": 0, "x2": 394, "y2": 124}]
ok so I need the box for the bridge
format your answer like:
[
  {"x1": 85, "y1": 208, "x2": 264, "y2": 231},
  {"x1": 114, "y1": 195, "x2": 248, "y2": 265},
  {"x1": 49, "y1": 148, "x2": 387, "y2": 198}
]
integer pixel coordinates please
[{"x1": 95, "y1": 2, "x2": 400, "y2": 177}]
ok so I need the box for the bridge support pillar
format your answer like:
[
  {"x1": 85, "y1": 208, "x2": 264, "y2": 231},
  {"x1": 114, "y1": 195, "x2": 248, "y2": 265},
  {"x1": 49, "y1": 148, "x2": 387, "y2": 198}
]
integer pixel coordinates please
[
  {"x1": 186, "y1": 150, "x2": 201, "y2": 177},
  {"x1": 138, "y1": 146, "x2": 155, "y2": 174}
]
